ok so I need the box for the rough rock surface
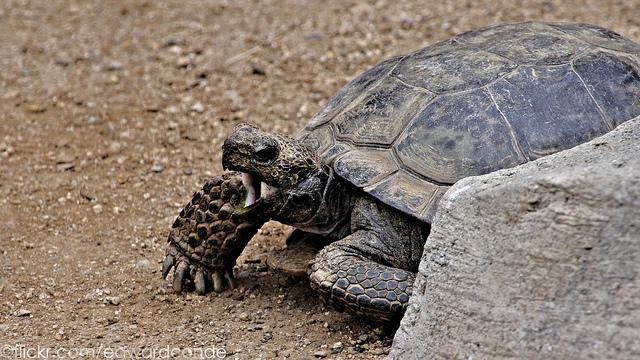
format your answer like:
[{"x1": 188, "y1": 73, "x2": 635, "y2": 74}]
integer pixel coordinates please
[{"x1": 390, "y1": 117, "x2": 640, "y2": 359}]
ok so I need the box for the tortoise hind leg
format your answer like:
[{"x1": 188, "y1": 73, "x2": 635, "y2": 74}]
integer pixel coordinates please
[{"x1": 309, "y1": 232, "x2": 415, "y2": 322}]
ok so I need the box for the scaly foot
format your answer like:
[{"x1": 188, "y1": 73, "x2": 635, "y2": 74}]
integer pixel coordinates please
[{"x1": 162, "y1": 172, "x2": 269, "y2": 294}]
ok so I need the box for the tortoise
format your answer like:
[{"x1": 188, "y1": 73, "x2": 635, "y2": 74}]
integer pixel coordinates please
[{"x1": 163, "y1": 21, "x2": 640, "y2": 321}]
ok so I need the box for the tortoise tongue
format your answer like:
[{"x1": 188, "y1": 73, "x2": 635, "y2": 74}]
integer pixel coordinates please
[{"x1": 241, "y1": 172, "x2": 280, "y2": 208}]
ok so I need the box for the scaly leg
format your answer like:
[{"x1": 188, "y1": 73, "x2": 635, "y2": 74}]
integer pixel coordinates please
[
  {"x1": 162, "y1": 172, "x2": 269, "y2": 294},
  {"x1": 309, "y1": 232, "x2": 415, "y2": 322}
]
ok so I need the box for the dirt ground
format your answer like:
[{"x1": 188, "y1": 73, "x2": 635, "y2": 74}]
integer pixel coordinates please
[{"x1": 1, "y1": 1, "x2": 638, "y2": 359}]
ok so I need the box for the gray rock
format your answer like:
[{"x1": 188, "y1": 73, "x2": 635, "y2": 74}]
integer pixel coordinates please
[
  {"x1": 104, "y1": 60, "x2": 123, "y2": 71},
  {"x1": 237, "y1": 312, "x2": 250, "y2": 322},
  {"x1": 57, "y1": 162, "x2": 75, "y2": 172},
  {"x1": 313, "y1": 350, "x2": 328, "y2": 358},
  {"x1": 105, "y1": 296, "x2": 121, "y2": 306},
  {"x1": 15, "y1": 309, "x2": 31, "y2": 317},
  {"x1": 390, "y1": 117, "x2": 640, "y2": 359},
  {"x1": 151, "y1": 163, "x2": 164, "y2": 173},
  {"x1": 331, "y1": 342, "x2": 343, "y2": 354},
  {"x1": 92, "y1": 204, "x2": 103, "y2": 214},
  {"x1": 190, "y1": 101, "x2": 205, "y2": 113}
]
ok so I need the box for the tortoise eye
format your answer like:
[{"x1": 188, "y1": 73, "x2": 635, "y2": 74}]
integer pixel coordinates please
[{"x1": 254, "y1": 145, "x2": 279, "y2": 165}]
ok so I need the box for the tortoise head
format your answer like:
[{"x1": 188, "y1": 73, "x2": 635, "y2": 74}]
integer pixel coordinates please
[{"x1": 222, "y1": 123, "x2": 326, "y2": 222}]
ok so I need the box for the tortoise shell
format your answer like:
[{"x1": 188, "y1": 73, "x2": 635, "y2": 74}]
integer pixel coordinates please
[{"x1": 298, "y1": 21, "x2": 640, "y2": 222}]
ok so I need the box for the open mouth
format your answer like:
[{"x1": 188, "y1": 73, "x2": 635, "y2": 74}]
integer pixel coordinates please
[{"x1": 241, "y1": 172, "x2": 278, "y2": 207}]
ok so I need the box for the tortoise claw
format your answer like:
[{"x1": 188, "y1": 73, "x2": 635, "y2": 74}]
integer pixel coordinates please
[
  {"x1": 194, "y1": 270, "x2": 207, "y2": 295},
  {"x1": 224, "y1": 270, "x2": 236, "y2": 289},
  {"x1": 163, "y1": 241, "x2": 238, "y2": 295},
  {"x1": 212, "y1": 272, "x2": 224, "y2": 293},
  {"x1": 173, "y1": 262, "x2": 188, "y2": 294},
  {"x1": 162, "y1": 255, "x2": 174, "y2": 279}
]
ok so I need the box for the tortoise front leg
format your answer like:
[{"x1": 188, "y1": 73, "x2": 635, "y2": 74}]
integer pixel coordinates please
[
  {"x1": 163, "y1": 172, "x2": 269, "y2": 294},
  {"x1": 309, "y1": 232, "x2": 415, "y2": 322}
]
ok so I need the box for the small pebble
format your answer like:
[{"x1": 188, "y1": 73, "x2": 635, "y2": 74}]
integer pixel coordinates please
[
  {"x1": 27, "y1": 104, "x2": 47, "y2": 113},
  {"x1": 104, "y1": 60, "x2": 123, "y2": 71},
  {"x1": 106, "y1": 296, "x2": 121, "y2": 306},
  {"x1": 55, "y1": 58, "x2": 71, "y2": 67},
  {"x1": 87, "y1": 115, "x2": 98, "y2": 125},
  {"x1": 0, "y1": 145, "x2": 14, "y2": 157},
  {"x1": 313, "y1": 350, "x2": 328, "y2": 358},
  {"x1": 92, "y1": 204, "x2": 103, "y2": 214},
  {"x1": 251, "y1": 64, "x2": 266, "y2": 75},
  {"x1": 151, "y1": 163, "x2": 164, "y2": 173},
  {"x1": 331, "y1": 342, "x2": 343, "y2": 354},
  {"x1": 168, "y1": 45, "x2": 183, "y2": 55},
  {"x1": 176, "y1": 56, "x2": 191, "y2": 67},
  {"x1": 190, "y1": 102, "x2": 205, "y2": 113},
  {"x1": 80, "y1": 191, "x2": 96, "y2": 201},
  {"x1": 165, "y1": 106, "x2": 179, "y2": 114},
  {"x1": 238, "y1": 312, "x2": 250, "y2": 321},
  {"x1": 15, "y1": 309, "x2": 31, "y2": 317},
  {"x1": 57, "y1": 162, "x2": 75, "y2": 171},
  {"x1": 109, "y1": 141, "x2": 122, "y2": 154},
  {"x1": 357, "y1": 334, "x2": 369, "y2": 344}
]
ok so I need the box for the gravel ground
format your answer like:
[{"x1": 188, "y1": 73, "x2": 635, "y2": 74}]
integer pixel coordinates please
[{"x1": 0, "y1": 0, "x2": 638, "y2": 359}]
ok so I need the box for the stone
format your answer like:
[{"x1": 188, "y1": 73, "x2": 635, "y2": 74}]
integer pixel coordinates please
[
  {"x1": 165, "y1": 106, "x2": 179, "y2": 114},
  {"x1": 106, "y1": 296, "x2": 121, "y2": 306},
  {"x1": 57, "y1": 162, "x2": 75, "y2": 171},
  {"x1": 313, "y1": 350, "x2": 328, "y2": 358},
  {"x1": 190, "y1": 102, "x2": 205, "y2": 113},
  {"x1": 238, "y1": 312, "x2": 250, "y2": 321},
  {"x1": 151, "y1": 163, "x2": 164, "y2": 173},
  {"x1": 251, "y1": 64, "x2": 266, "y2": 75},
  {"x1": 390, "y1": 118, "x2": 640, "y2": 359},
  {"x1": 103, "y1": 60, "x2": 123, "y2": 71},
  {"x1": 176, "y1": 56, "x2": 192, "y2": 67},
  {"x1": 15, "y1": 309, "x2": 31, "y2": 317}
]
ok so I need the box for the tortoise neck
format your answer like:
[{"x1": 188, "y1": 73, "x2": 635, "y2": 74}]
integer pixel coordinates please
[{"x1": 274, "y1": 166, "x2": 352, "y2": 237}]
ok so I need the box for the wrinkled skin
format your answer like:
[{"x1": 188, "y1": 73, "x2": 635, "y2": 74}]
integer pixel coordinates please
[{"x1": 163, "y1": 123, "x2": 428, "y2": 321}]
